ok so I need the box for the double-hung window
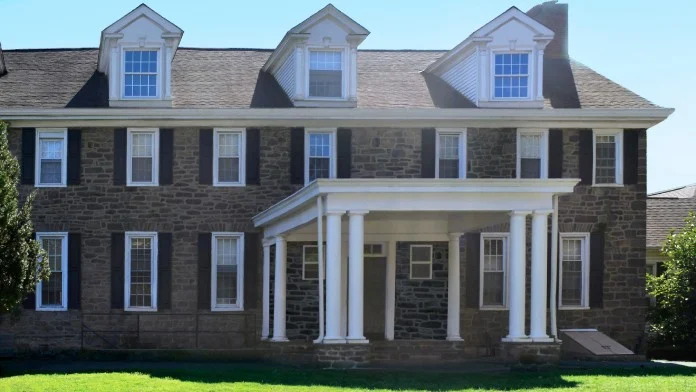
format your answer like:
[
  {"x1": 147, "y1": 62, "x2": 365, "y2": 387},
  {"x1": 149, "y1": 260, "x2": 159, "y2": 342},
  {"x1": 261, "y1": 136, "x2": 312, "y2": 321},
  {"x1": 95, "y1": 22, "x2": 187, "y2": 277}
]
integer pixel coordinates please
[
  {"x1": 211, "y1": 233, "x2": 244, "y2": 310},
  {"x1": 125, "y1": 232, "x2": 158, "y2": 311},
  {"x1": 435, "y1": 129, "x2": 466, "y2": 179},
  {"x1": 593, "y1": 130, "x2": 623, "y2": 185},
  {"x1": 480, "y1": 234, "x2": 508, "y2": 309},
  {"x1": 559, "y1": 233, "x2": 590, "y2": 309},
  {"x1": 35, "y1": 129, "x2": 67, "y2": 187},
  {"x1": 124, "y1": 49, "x2": 159, "y2": 98},
  {"x1": 308, "y1": 50, "x2": 343, "y2": 98},
  {"x1": 127, "y1": 128, "x2": 159, "y2": 186},
  {"x1": 517, "y1": 129, "x2": 548, "y2": 179},
  {"x1": 35, "y1": 233, "x2": 68, "y2": 311},
  {"x1": 410, "y1": 245, "x2": 432, "y2": 280},
  {"x1": 493, "y1": 53, "x2": 530, "y2": 99},
  {"x1": 302, "y1": 245, "x2": 326, "y2": 280},
  {"x1": 213, "y1": 128, "x2": 245, "y2": 186},
  {"x1": 305, "y1": 129, "x2": 336, "y2": 184}
]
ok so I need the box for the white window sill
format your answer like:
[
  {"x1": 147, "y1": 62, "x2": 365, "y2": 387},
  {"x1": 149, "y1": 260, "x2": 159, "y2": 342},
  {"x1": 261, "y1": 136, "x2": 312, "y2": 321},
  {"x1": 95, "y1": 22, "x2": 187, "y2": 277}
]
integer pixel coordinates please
[
  {"x1": 559, "y1": 306, "x2": 590, "y2": 311},
  {"x1": 479, "y1": 306, "x2": 509, "y2": 311},
  {"x1": 592, "y1": 184, "x2": 624, "y2": 188},
  {"x1": 35, "y1": 307, "x2": 68, "y2": 312},
  {"x1": 125, "y1": 307, "x2": 158, "y2": 312},
  {"x1": 35, "y1": 183, "x2": 67, "y2": 188},
  {"x1": 294, "y1": 99, "x2": 356, "y2": 108},
  {"x1": 211, "y1": 306, "x2": 244, "y2": 312},
  {"x1": 213, "y1": 182, "x2": 246, "y2": 187},
  {"x1": 126, "y1": 182, "x2": 159, "y2": 187}
]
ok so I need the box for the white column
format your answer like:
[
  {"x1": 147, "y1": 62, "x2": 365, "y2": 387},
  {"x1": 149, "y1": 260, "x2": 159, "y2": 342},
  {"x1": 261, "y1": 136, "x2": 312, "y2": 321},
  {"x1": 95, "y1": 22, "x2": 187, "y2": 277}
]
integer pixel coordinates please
[
  {"x1": 109, "y1": 46, "x2": 118, "y2": 100},
  {"x1": 504, "y1": 211, "x2": 529, "y2": 342},
  {"x1": 347, "y1": 211, "x2": 368, "y2": 343},
  {"x1": 385, "y1": 240, "x2": 396, "y2": 341},
  {"x1": 261, "y1": 240, "x2": 272, "y2": 340},
  {"x1": 447, "y1": 233, "x2": 463, "y2": 341},
  {"x1": 530, "y1": 210, "x2": 553, "y2": 341},
  {"x1": 340, "y1": 240, "x2": 348, "y2": 338},
  {"x1": 271, "y1": 236, "x2": 288, "y2": 342},
  {"x1": 324, "y1": 210, "x2": 346, "y2": 343}
]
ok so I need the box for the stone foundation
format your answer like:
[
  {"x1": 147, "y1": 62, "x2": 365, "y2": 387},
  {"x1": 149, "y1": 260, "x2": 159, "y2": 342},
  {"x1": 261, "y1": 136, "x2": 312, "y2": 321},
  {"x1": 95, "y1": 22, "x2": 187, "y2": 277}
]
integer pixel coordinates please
[
  {"x1": 315, "y1": 344, "x2": 370, "y2": 369},
  {"x1": 499, "y1": 341, "x2": 561, "y2": 365}
]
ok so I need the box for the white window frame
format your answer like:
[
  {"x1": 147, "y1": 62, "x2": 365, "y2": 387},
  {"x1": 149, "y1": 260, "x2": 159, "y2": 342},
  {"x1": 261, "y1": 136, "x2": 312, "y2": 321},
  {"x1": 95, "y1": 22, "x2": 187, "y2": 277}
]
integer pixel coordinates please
[
  {"x1": 305, "y1": 47, "x2": 348, "y2": 101},
  {"x1": 409, "y1": 244, "x2": 433, "y2": 280},
  {"x1": 435, "y1": 128, "x2": 467, "y2": 179},
  {"x1": 302, "y1": 244, "x2": 326, "y2": 281},
  {"x1": 211, "y1": 232, "x2": 245, "y2": 311},
  {"x1": 490, "y1": 50, "x2": 533, "y2": 101},
  {"x1": 479, "y1": 233, "x2": 510, "y2": 310},
  {"x1": 124, "y1": 232, "x2": 158, "y2": 312},
  {"x1": 558, "y1": 232, "x2": 590, "y2": 310},
  {"x1": 213, "y1": 128, "x2": 246, "y2": 187},
  {"x1": 35, "y1": 128, "x2": 68, "y2": 187},
  {"x1": 364, "y1": 243, "x2": 386, "y2": 257},
  {"x1": 304, "y1": 128, "x2": 337, "y2": 185},
  {"x1": 121, "y1": 47, "x2": 162, "y2": 100},
  {"x1": 592, "y1": 129, "x2": 623, "y2": 187},
  {"x1": 516, "y1": 129, "x2": 548, "y2": 179},
  {"x1": 35, "y1": 232, "x2": 68, "y2": 311},
  {"x1": 126, "y1": 128, "x2": 159, "y2": 186}
]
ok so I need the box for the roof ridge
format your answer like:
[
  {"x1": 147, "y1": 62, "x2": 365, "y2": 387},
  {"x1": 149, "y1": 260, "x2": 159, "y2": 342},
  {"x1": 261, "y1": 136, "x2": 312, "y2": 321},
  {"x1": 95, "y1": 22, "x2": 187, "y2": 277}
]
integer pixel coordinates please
[{"x1": 649, "y1": 183, "x2": 696, "y2": 197}]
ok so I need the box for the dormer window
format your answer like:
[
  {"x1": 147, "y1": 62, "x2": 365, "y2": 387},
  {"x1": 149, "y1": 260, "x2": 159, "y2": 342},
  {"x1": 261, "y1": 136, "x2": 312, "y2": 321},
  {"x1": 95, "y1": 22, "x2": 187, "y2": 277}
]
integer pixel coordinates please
[
  {"x1": 493, "y1": 53, "x2": 529, "y2": 99},
  {"x1": 124, "y1": 50, "x2": 159, "y2": 98},
  {"x1": 308, "y1": 50, "x2": 343, "y2": 98}
]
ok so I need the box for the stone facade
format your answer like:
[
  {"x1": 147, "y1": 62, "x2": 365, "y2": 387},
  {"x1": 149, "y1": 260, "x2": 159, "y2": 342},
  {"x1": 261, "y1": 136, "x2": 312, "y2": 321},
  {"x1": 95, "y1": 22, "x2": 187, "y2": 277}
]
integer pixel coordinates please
[
  {"x1": 467, "y1": 128, "x2": 517, "y2": 179},
  {"x1": 285, "y1": 242, "x2": 320, "y2": 340}
]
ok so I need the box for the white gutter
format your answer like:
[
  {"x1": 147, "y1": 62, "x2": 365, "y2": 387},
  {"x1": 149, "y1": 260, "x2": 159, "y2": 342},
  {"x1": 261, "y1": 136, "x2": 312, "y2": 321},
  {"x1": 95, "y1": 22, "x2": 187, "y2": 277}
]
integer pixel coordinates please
[
  {"x1": 550, "y1": 194, "x2": 559, "y2": 339},
  {"x1": 0, "y1": 107, "x2": 673, "y2": 129},
  {"x1": 313, "y1": 196, "x2": 325, "y2": 344}
]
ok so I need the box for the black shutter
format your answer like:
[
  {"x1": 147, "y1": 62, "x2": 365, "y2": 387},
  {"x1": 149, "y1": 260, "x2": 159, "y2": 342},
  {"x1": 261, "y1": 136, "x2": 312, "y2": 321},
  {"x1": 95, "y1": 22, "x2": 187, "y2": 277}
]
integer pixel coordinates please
[
  {"x1": 111, "y1": 233, "x2": 125, "y2": 309},
  {"x1": 68, "y1": 233, "x2": 81, "y2": 309},
  {"x1": 578, "y1": 129, "x2": 593, "y2": 185},
  {"x1": 290, "y1": 128, "x2": 305, "y2": 184},
  {"x1": 547, "y1": 233, "x2": 554, "y2": 305},
  {"x1": 246, "y1": 128, "x2": 261, "y2": 185},
  {"x1": 159, "y1": 129, "x2": 174, "y2": 185},
  {"x1": 589, "y1": 231, "x2": 605, "y2": 308},
  {"x1": 113, "y1": 128, "x2": 127, "y2": 185},
  {"x1": 548, "y1": 129, "x2": 563, "y2": 178},
  {"x1": 244, "y1": 233, "x2": 260, "y2": 310},
  {"x1": 199, "y1": 129, "x2": 213, "y2": 185},
  {"x1": 656, "y1": 262, "x2": 666, "y2": 276},
  {"x1": 158, "y1": 233, "x2": 173, "y2": 310},
  {"x1": 67, "y1": 129, "x2": 81, "y2": 185},
  {"x1": 21, "y1": 128, "x2": 35, "y2": 185},
  {"x1": 198, "y1": 233, "x2": 212, "y2": 310},
  {"x1": 337, "y1": 128, "x2": 352, "y2": 179},
  {"x1": 421, "y1": 128, "x2": 436, "y2": 178},
  {"x1": 465, "y1": 232, "x2": 481, "y2": 308},
  {"x1": 623, "y1": 129, "x2": 640, "y2": 185}
]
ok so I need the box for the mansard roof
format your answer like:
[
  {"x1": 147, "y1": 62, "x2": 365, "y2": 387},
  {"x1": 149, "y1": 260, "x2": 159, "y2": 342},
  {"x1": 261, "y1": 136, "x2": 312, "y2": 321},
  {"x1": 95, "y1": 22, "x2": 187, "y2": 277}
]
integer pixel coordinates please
[{"x1": 0, "y1": 47, "x2": 657, "y2": 109}]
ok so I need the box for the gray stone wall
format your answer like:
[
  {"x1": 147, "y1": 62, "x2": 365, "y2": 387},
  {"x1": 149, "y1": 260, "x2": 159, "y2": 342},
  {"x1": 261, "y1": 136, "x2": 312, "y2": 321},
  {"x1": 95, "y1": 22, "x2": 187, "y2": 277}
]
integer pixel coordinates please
[
  {"x1": 285, "y1": 242, "x2": 320, "y2": 340},
  {"x1": 394, "y1": 242, "x2": 448, "y2": 340},
  {"x1": 351, "y1": 128, "x2": 421, "y2": 178},
  {"x1": 467, "y1": 128, "x2": 517, "y2": 179}
]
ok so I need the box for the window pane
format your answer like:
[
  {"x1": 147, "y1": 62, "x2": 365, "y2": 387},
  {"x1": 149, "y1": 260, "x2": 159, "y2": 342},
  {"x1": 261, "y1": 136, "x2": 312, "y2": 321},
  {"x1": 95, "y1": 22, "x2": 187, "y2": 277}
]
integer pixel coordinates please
[
  {"x1": 129, "y1": 237, "x2": 152, "y2": 308},
  {"x1": 132, "y1": 158, "x2": 153, "y2": 182},
  {"x1": 595, "y1": 135, "x2": 616, "y2": 184},
  {"x1": 309, "y1": 157, "x2": 330, "y2": 182},
  {"x1": 218, "y1": 133, "x2": 240, "y2": 158},
  {"x1": 561, "y1": 238, "x2": 583, "y2": 306},
  {"x1": 218, "y1": 157, "x2": 240, "y2": 183},
  {"x1": 309, "y1": 70, "x2": 342, "y2": 98},
  {"x1": 411, "y1": 263, "x2": 431, "y2": 279},
  {"x1": 309, "y1": 134, "x2": 330, "y2": 157},
  {"x1": 483, "y1": 272, "x2": 504, "y2": 306},
  {"x1": 40, "y1": 161, "x2": 62, "y2": 184},
  {"x1": 520, "y1": 158, "x2": 541, "y2": 178},
  {"x1": 493, "y1": 53, "x2": 529, "y2": 98},
  {"x1": 438, "y1": 134, "x2": 460, "y2": 178},
  {"x1": 304, "y1": 263, "x2": 319, "y2": 280},
  {"x1": 411, "y1": 246, "x2": 431, "y2": 262},
  {"x1": 124, "y1": 50, "x2": 158, "y2": 97},
  {"x1": 40, "y1": 237, "x2": 63, "y2": 307},
  {"x1": 482, "y1": 238, "x2": 505, "y2": 307},
  {"x1": 216, "y1": 237, "x2": 238, "y2": 305},
  {"x1": 39, "y1": 139, "x2": 63, "y2": 184}
]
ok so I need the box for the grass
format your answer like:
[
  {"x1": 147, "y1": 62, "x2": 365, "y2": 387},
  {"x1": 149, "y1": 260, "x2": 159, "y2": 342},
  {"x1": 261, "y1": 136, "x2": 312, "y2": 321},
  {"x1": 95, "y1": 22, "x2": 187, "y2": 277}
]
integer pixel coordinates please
[{"x1": 1, "y1": 361, "x2": 695, "y2": 391}]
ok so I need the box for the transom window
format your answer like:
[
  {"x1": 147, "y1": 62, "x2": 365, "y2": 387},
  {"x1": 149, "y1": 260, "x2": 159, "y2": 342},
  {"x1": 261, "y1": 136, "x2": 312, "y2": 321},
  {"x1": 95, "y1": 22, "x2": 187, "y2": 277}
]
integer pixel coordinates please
[
  {"x1": 305, "y1": 130, "x2": 336, "y2": 184},
  {"x1": 593, "y1": 130, "x2": 623, "y2": 185},
  {"x1": 559, "y1": 233, "x2": 590, "y2": 309},
  {"x1": 410, "y1": 245, "x2": 432, "y2": 280},
  {"x1": 308, "y1": 50, "x2": 343, "y2": 98},
  {"x1": 211, "y1": 233, "x2": 244, "y2": 310},
  {"x1": 36, "y1": 233, "x2": 68, "y2": 310},
  {"x1": 436, "y1": 129, "x2": 466, "y2": 179},
  {"x1": 517, "y1": 129, "x2": 548, "y2": 179},
  {"x1": 213, "y1": 129, "x2": 245, "y2": 186},
  {"x1": 35, "y1": 129, "x2": 67, "y2": 187},
  {"x1": 124, "y1": 50, "x2": 158, "y2": 98},
  {"x1": 127, "y1": 128, "x2": 159, "y2": 186},
  {"x1": 125, "y1": 232, "x2": 157, "y2": 311},
  {"x1": 494, "y1": 53, "x2": 529, "y2": 99},
  {"x1": 302, "y1": 245, "x2": 326, "y2": 280},
  {"x1": 480, "y1": 234, "x2": 508, "y2": 308}
]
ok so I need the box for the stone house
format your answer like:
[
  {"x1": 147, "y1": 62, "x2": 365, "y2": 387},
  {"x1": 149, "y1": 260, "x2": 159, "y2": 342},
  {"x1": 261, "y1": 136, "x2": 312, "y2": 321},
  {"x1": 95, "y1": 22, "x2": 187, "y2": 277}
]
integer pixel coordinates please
[{"x1": 0, "y1": 2, "x2": 672, "y2": 366}]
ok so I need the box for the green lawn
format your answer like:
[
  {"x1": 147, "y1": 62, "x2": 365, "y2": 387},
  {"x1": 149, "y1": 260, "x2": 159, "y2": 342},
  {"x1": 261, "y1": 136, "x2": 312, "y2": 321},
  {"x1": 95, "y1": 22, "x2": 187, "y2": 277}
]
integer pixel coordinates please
[{"x1": 1, "y1": 362, "x2": 695, "y2": 391}]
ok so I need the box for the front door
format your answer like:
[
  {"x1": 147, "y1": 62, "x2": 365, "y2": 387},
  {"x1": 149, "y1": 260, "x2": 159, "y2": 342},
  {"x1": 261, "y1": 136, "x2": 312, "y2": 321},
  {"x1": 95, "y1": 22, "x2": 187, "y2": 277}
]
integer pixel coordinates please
[{"x1": 363, "y1": 256, "x2": 386, "y2": 340}]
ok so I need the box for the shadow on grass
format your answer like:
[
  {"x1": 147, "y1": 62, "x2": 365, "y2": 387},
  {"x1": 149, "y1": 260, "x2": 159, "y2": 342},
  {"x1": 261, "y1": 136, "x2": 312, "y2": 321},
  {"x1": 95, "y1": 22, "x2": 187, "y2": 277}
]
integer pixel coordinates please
[{"x1": 2, "y1": 361, "x2": 696, "y2": 391}]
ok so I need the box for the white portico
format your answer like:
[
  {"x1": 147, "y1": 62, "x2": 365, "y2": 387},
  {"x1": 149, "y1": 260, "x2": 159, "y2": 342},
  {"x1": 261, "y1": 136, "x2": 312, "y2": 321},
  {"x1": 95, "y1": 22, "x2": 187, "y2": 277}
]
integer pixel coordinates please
[{"x1": 253, "y1": 178, "x2": 578, "y2": 344}]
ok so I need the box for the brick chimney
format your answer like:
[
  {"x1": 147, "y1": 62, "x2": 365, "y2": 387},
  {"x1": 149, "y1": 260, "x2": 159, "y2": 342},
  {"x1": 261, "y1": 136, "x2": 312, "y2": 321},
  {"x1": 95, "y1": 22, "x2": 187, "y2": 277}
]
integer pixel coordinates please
[
  {"x1": 0, "y1": 43, "x2": 6, "y2": 76},
  {"x1": 527, "y1": 1, "x2": 568, "y2": 59}
]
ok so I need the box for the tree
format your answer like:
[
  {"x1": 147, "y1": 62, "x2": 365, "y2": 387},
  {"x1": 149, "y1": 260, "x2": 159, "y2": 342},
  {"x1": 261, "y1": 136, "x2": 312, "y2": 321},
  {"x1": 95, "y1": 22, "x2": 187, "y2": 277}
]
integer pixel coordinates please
[
  {"x1": 646, "y1": 212, "x2": 696, "y2": 351},
  {"x1": 0, "y1": 121, "x2": 48, "y2": 314}
]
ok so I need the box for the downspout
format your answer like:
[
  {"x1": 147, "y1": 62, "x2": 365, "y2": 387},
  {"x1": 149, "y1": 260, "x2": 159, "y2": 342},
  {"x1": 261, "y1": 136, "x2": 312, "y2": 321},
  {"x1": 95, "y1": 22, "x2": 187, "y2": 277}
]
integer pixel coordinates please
[
  {"x1": 550, "y1": 194, "x2": 559, "y2": 339},
  {"x1": 313, "y1": 196, "x2": 325, "y2": 344}
]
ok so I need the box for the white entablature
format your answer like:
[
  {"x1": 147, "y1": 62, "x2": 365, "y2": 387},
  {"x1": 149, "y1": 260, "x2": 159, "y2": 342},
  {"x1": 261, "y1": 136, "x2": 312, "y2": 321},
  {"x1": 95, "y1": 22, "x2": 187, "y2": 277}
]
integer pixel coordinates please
[
  {"x1": 98, "y1": 4, "x2": 183, "y2": 108},
  {"x1": 262, "y1": 4, "x2": 370, "y2": 108},
  {"x1": 425, "y1": 7, "x2": 554, "y2": 109}
]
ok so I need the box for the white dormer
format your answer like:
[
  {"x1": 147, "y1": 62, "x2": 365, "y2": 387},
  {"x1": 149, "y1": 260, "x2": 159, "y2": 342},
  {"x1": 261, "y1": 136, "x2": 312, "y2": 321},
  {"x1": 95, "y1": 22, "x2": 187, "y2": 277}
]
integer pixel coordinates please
[
  {"x1": 98, "y1": 4, "x2": 183, "y2": 108},
  {"x1": 425, "y1": 7, "x2": 554, "y2": 109},
  {"x1": 263, "y1": 4, "x2": 369, "y2": 108}
]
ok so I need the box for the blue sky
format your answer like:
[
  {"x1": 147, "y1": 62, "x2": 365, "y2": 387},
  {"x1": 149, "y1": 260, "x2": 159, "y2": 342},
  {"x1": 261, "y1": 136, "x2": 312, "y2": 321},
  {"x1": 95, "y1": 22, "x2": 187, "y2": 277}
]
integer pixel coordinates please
[{"x1": 0, "y1": 0, "x2": 690, "y2": 193}]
